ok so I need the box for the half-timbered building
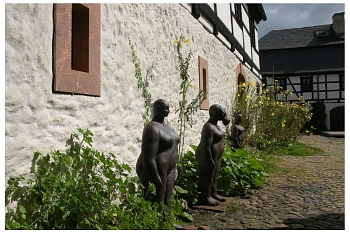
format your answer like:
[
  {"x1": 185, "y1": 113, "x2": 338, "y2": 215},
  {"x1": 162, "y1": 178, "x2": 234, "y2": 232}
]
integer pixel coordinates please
[{"x1": 259, "y1": 12, "x2": 345, "y2": 132}]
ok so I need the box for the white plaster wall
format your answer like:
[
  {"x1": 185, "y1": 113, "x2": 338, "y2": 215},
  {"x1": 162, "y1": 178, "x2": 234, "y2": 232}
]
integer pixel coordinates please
[{"x1": 5, "y1": 3, "x2": 256, "y2": 183}]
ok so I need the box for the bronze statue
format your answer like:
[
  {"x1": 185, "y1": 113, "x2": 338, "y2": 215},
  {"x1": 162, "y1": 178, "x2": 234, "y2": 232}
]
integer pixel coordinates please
[
  {"x1": 136, "y1": 99, "x2": 182, "y2": 228},
  {"x1": 195, "y1": 104, "x2": 230, "y2": 206},
  {"x1": 230, "y1": 113, "x2": 245, "y2": 150}
]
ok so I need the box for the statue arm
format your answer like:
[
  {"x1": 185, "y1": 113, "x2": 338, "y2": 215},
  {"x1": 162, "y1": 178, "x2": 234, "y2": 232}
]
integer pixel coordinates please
[
  {"x1": 231, "y1": 125, "x2": 241, "y2": 148},
  {"x1": 141, "y1": 126, "x2": 164, "y2": 188},
  {"x1": 202, "y1": 123, "x2": 215, "y2": 166}
]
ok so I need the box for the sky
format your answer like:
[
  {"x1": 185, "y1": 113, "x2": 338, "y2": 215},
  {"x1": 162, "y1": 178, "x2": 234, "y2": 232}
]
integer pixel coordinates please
[{"x1": 257, "y1": 3, "x2": 345, "y2": 39}]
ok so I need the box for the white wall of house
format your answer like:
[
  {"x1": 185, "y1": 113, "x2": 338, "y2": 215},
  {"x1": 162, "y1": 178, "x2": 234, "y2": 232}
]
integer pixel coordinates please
[
  {"x1": 217, "y1": 3, "x2": 232, "y2": 33},
  {"x1": 5, "y1": 3, "x2": 258, "y2": 183},
  {"x1": 264, "y1": 74, "x2": 344, "y2": 131}
]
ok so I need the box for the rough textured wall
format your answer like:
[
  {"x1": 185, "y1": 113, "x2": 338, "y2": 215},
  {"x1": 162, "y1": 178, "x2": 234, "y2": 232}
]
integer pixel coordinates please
[{"x1": 5, "y1": 3, "x2": 257, "y2": 182}]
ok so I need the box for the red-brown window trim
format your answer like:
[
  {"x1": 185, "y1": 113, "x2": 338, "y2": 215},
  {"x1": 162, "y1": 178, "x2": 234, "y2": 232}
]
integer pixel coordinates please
[
  {"x1": 53, "y1": 3, "x2": 101, "y2": 96},
  {"x1": 198, "y1": 56, "x2": 209, "y2": 110}
]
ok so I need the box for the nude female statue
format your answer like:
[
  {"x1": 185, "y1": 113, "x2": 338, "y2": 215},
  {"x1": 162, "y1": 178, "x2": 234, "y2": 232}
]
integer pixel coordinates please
[
  {"x1": 195, "y1": 104, "x2": 230, "y2": 206},
  {"x1": 136, "y1": 99, "x2": 180, "y2": 216},
  {"x1": 231, "y1": 113, "x2": 245, "y2": 150}
]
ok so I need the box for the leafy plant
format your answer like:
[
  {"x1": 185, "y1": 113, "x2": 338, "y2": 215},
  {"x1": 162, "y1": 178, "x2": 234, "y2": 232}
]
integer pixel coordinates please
[
  {"x1": 5, "y1": 128, "x2": 181, "y2": 230},
  {"x1": 174, "y1": 36, "x2": 204, "y2": 165},
  {"x1": 218, "y1": 146, "x2": 267, "y2": 196},
  {"x1": 232, "y1": 78, "x2": 312, "y2": 148},
  {"x1": 175, "y1": 145, "x2": 199, "y2": 206},
  {"x1": 129, "y1": 37, "x2": 152, "y2": 125}
]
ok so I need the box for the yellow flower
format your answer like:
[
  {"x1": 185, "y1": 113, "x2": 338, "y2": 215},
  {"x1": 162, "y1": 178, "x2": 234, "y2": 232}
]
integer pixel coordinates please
[
  {"x1": 179, "y1": 44, "x2": 183, "y2": 49},
  {"x1": 184, "y1": 38, "x2": 190, "y2": 44},
  {"x1": 173, "y1": 39, "x2": 179, "y2": 44},
  {"x1": 262, "y1": 83, "x2": 265, "y2": 87},
  {"x1": 237, "y1": 94, "x2": 240, "y2": 97},
  {"x1": 271, "y1": 113, "x2": 275, "y2": 117},
  {"x1": 189, "y1": 82, "x2": 196, "y2": 89},
  {"x1": 282, "y1": 123, "x2": 285, "y2": 128},
  {"x1": 249, "y1": 80, "x2": 256, "y2": 87}
]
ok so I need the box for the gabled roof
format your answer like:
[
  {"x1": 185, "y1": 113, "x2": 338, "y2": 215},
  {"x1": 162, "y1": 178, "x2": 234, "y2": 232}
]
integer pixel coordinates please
[
  {"x1": 259, "y1": 45, "x2": 344, "y2": 76},
  {"x1": 259, "y1": 24, "x2": 345, "y2": 75},
  {"x1": 259, "y1": 24, "x2": 344, "y2": 50}
]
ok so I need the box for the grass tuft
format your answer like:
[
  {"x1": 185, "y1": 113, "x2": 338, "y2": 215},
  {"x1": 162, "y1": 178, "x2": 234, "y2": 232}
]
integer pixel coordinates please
[{"x1": 273, "y1": 141, "x2": 325, "y2": 156}]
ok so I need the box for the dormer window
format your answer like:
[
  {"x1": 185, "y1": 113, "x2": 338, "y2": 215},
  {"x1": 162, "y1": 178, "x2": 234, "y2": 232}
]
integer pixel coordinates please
[{"x1": 316, "y1": 29, "x2": 328, "y2": 38}]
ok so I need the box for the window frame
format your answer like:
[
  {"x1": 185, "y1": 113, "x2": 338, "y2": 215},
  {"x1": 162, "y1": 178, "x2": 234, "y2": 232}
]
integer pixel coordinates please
[
  {"x1": 198, "y1": 56, "x2": 209, "y2": 110},
  {"x1": 53, "y1": 3, "x2": 101, "y2": 96},
  {"x1": 301, "y1": 75, "x2": 313, "y2": 92},
  {"x1": 276, "y1": 77, "x2": 287, "y2": 91}
]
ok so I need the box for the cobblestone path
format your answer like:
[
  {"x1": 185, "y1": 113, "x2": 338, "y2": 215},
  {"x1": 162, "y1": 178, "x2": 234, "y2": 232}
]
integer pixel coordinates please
[{"x1": 185, "y1": 135, "x2": 345, "y2": 230}]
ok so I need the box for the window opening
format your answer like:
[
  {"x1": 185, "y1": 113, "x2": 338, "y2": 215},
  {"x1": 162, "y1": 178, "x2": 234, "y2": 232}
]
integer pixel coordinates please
[
  {"x1": 301, "y1": 76, "x2": 313, "y2": 92},
  {"x1": 72, "y1": 4, "x2": 89, "y2": 72}
]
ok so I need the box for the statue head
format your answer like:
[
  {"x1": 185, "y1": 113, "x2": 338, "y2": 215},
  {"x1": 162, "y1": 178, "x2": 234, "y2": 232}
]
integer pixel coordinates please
[
  {"x1": 153, "y1": 99, "x2": 170, "y2": 118},
  {"x1": 234, "y1": 113, "x2": 243, "y2": 125},
  {"x1": 209, "y1": 104, "x2": 230, "y2": 126}
]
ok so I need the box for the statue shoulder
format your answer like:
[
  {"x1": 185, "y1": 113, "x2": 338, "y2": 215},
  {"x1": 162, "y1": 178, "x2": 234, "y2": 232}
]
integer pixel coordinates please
[
  {"x1": 202, "y1": 122, "x2": 214, "y2": 134},
  {"x1": 143, "y1": 122, "x2": 161, "y2": 137}
]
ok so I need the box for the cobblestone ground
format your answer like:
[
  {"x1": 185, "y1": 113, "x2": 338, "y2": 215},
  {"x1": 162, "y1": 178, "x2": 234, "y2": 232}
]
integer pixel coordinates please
[{"x1": 185, "y1": 135, "x2": 345, "y2": 230}]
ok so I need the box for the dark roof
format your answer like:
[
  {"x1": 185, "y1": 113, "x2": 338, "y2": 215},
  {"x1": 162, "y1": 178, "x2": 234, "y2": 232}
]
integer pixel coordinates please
[
  {"x1": 248, "y1": 4, "x2": 267, "y2": 24},
  {"x1": 259, "y1": 24, "x2": 345, "y2": 75},
  {"x1": 260, "y1": 44, "x2": 344, "y2": 76},
  {"x1": 259, "y1": 24, "x2": 344, "y2": 50}
]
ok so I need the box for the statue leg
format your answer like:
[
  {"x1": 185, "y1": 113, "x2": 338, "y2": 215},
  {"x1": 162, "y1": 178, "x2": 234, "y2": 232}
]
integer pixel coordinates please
[
  {"x1": 197, "y1": 165, "x2": 220, "y2": 206},
  {"x1": 211, "y1": 157, "x2": 225, "y2": 202},
  {"x1": 164, "y1": 169, "x2": 175, "y2": 213},
  {"x1": 155, "y1": 167, "x2": 168, "y2": 213}
]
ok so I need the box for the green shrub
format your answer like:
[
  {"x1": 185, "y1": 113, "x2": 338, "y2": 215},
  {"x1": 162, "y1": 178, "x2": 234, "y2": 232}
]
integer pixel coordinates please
[
  {"x1": 5, "y1": 128, "x2": 180, "y2": 230},
  {"x1": 176, "y1": 144, "x2": 267, "y2": 201},
  {"x1": 218, "y1": 145, "x2": 267, "y2": 196},
  {"x1": 176, "y1": 145, "x2": 199, "y2": 206},
  {"x1": 232, "y1": 79, "x2": 312, "y2": 148}
]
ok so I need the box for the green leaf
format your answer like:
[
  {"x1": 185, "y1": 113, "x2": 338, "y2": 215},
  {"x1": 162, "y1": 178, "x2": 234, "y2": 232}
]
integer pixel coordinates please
[
  {"x1": 183, "y1": 212, "x2": 193, "y2": 221},
  {"x1": 18, "y1": 205, "x2": 26, "y2": 214},
  {"x1": 174, "y1": 185, "x2": 188, "y2": 194}
]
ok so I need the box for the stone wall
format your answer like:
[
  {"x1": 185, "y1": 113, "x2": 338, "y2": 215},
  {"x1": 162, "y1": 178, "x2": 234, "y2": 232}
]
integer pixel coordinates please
[{"x1": 5, "y1": 3, "x2": 258, "y2": 182}]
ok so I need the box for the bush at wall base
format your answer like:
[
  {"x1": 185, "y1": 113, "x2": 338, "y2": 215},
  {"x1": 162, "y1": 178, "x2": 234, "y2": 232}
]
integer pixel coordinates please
[{"x1": 5, "y1": 128, "x2": 181, "y2": 230}]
